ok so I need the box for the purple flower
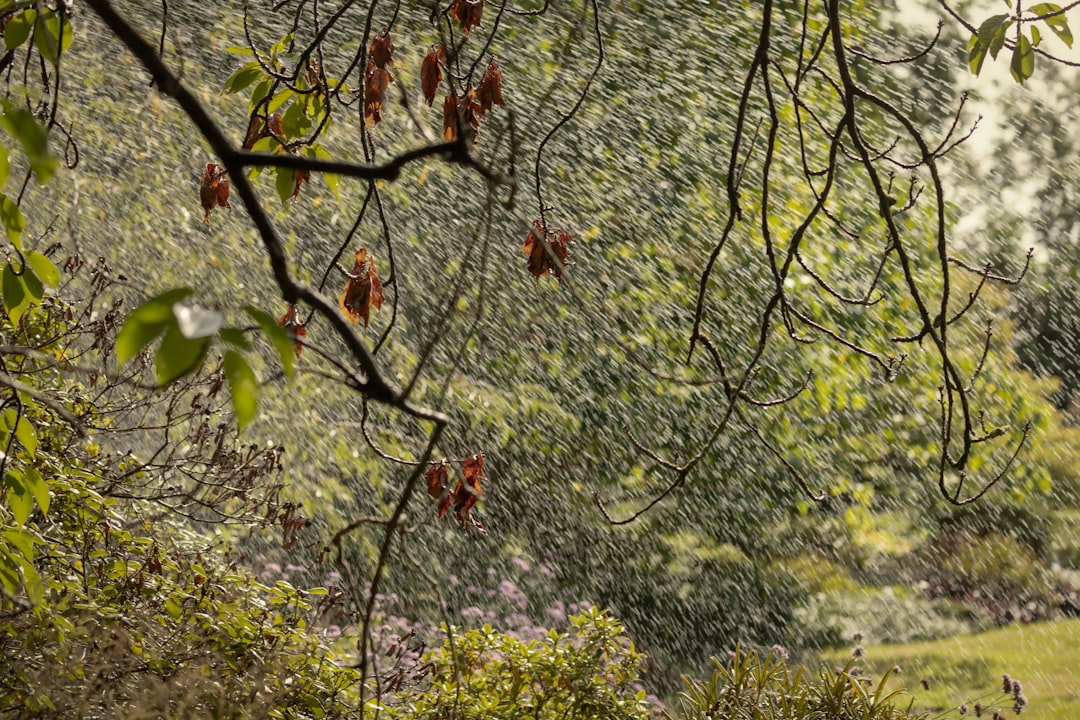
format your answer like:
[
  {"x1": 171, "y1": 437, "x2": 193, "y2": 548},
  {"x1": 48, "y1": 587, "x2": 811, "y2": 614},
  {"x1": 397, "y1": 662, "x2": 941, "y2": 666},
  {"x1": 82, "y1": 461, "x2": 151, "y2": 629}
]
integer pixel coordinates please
[
  {"x1": 546, "y1": 602, "x2": 567, "y2": 624},
  {"x1": 461, "y1": 606, "x2": 484, "y2": 620},
  {"x1": 260, "y1": 562, "x2": 282, "y2": 580},
  {"x1": 511, "y1": 557, "x2": 532, "y2": 573}
]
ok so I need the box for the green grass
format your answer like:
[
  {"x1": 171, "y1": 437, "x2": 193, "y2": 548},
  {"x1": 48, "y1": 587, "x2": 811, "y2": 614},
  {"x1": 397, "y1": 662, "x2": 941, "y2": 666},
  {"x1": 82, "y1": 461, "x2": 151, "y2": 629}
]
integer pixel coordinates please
[{"x1": 823, "y1": 619, "x2": 1080, "y2": 720}]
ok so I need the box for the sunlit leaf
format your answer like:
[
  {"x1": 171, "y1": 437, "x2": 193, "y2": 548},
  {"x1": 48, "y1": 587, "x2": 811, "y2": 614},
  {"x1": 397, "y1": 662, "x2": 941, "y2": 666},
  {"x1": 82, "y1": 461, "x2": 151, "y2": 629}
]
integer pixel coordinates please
[
  {"x1": 23, "y1": 466, "x2": 48, "y2": 517},
  {"x1": 225, "y1": 63, "x2": 263, "y2": 94},
  {"x1": 4, "y1": 409, "x2": 38, "y2": 456},
  {"x1": 1031, "y1": 2, "x2": 1074, "y2": 47},
  {"x1": 0, "y1": 193, "x2": 25, "y2": 248},
  {"x1": 115, "y1": 287, "x2": 194, "y2": 367},
  {"x1": 5, "y1": 470, "x2": 33, "y2": 525},
  {"x1": 25, "y1": 251, "x2": 59, "y2": 288},
  {"x1": 155, "y1": 326, "x2": 210, "y2": 385},
  {"x1": 1010, "y1": 32, "x2": 1035, "y2": 82},
  {"x1": 3, "y1": 10, "x2": 35, "y2": 51},
  {"x1": 223, "y1": 349, "x2": 258, "y2": 430}
]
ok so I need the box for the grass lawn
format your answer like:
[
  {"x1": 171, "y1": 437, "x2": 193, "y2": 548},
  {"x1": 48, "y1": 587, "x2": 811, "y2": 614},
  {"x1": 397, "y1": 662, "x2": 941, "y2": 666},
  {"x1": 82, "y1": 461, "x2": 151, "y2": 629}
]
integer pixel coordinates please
[{"x1": 822, "y1": 618, "x2": 1080, "y2": 720}]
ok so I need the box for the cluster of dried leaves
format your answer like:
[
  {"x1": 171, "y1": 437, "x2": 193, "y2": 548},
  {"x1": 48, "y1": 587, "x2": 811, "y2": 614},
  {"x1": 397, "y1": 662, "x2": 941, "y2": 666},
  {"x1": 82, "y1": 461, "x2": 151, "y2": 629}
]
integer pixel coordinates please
[
  {"x1": 365, "y1": 29, "x2": 395, "y2": 126},
  {"x1": 199, "y1": 163, "x2": 230, "y2": 222},
  {"x1": 523, "y1": 219, "x2": 571, "y2": 280},
  {"x1": 450, "y1": 0, "x2": 485, "y2": 34},
  {"x1": 339, "y1": 248, "x2": 384, "y2": 327},
  {"x1": 425, "y1": 454, "x2": 486, "y2": 533},
  {"x1": 434, "y1": 55, "x2": 504, "y2": 142}
]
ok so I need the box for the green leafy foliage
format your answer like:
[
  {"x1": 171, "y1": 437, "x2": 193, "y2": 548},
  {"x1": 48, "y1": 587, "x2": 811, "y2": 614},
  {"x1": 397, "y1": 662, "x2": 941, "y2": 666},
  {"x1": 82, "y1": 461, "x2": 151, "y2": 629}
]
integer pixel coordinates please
[
  {"x1": 379, "y1": 609, "x2": 650, "y2": 720},
  {"x1": 968, "y1": 5, "x2": 1075, "y2": 82},
  {"x1": 115, "y1": 291, "x2": 297, "y2": 429},
  {"x1": 0, "y1": 100, "x2": 57, "y2": 183}
]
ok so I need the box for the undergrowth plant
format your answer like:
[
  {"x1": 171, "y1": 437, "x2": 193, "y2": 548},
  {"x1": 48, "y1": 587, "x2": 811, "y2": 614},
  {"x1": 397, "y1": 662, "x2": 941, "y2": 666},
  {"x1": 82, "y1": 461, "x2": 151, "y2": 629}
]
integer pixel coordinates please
[{"x1": 676, "y1": 646, "x2": 1027, "y2": 720}]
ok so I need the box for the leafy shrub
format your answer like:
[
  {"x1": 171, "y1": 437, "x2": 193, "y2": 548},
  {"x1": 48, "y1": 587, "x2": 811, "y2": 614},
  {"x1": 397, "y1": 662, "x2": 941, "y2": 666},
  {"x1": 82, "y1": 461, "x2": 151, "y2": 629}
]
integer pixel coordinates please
[
  {"x1": 0, "y1": 277, "x2": 361, "y2": 717},
  {"x1": 793, "y1": 587, "x2": 980, "y2": 647},
  {"x1": 920, "y1": 531, "x2": 1057, "y2": 623},
  {"x1": 377, "y1": 608, "x2": 651, "y2": 720},
  {"x1": 676, "y1": 646, "x2": 1027, "y2": 720}
]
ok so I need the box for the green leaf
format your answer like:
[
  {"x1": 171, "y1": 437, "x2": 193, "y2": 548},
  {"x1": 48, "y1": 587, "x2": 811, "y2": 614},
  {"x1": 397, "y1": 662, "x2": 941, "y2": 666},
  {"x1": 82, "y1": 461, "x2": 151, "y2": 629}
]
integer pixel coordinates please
[
  {"x1": 25, "y1": 250, "x2": 60, "y2": 288},
  {"x1": 250, "y1": 135, "x2": 280, "y2": 154},
  {"x1": 2, "y1": 528, "x2": 38, "y2": 557},
  {"x1": 0, "y1": 101, "x2": 56, "y2": 183},
  {"x1": 311, "y1": 144, "x2": 340, "y2": 197},
  {"x1": 2, "y1": 262, "x2": 26, "y2": 324},
  {"x1": 115, "y1": 287, "x2": 193, "y2": 367},
  {"x1": 3, "y1": 10, "x2": 35, "y2": 51},
  {"x1": 1032, "y1": 2, "x2": 1074, "y2": 47},
  {"x1": 23, "y1": 466, "x2": 48, "y2": 517},
  {"x1": 267, "y1": 88, "x2": 295, "y2": 115},
  {"x1": 0, "y1": 262, "x2": 39, "y2": 326},
  {"x1": 15, "y1": 554, "x2": 42, "y2": 604},
  {"x1": 1011, "y1": 32, "x2": 1035, "y2": 82},
  {"x1": 154, "y1": 326, "x2": 210, "y2": 385},
  {"x1": 1031, "y1": 25, "x2": 1042, "y2": 46},
  {"x1": 281, "y1": 100, "x2": 312, "y2": 139},
  {"x1": 223, "y1": 350, "x2": 258, "y2": 430},
  {"x1": 968, "y1": 35, "x2": 988, "y2": 75},
  {"x1": 269, "y1": 32, "x2": 295, "y2": 59},
  {"x1": 244, "y1": 306, "x2": 295, "y2": 377},
  {"x1": 0, "y1": 549, "x2": 20, "y2": 595},
  {"x1": 33, "y1": 8, "x2": 73, "y2": 66},
  {"x1": 5, "y1": 470, "x2": 33, "y2": 525},
  {"x1": 225, "y1": 63, "x2": 263, "y2": 94},
  {"x1": 988, "y1": 22, "x2": 1010, "y2": 60},
  {"x1": 276, "y1": 167, "x2": 295, "y2": 204},
  {"x1": 0, "y1": 193, "x2": 25, "y2": 248},
  {"x1": 248, "y1": 77, "x2": 273, "y2": 114},
  {"x1": 219, "y1": 327, "x2": 252, "y2": 349},
  {"x1": 21, "y1": 261, "x2": 42, "y2": 304},
  {"x1": 4, "y1": 409, "x2": 38, "y2": 456}
]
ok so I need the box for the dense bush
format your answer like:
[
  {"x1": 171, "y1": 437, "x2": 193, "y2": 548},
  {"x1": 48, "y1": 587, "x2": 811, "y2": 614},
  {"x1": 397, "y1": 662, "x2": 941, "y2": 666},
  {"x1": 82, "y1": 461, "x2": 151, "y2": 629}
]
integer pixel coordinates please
[
  {"x1": 377, "y1": 608, "x2": 652, "y2": 720},
  {"x1": 920, "y1": 531, "x2": 1058, "y2": 624}
]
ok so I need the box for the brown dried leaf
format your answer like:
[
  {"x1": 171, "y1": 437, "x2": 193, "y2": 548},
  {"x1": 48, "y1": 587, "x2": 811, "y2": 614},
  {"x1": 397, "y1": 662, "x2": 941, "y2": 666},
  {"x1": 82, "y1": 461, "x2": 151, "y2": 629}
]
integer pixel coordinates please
[
  {"x1": 421, "y1": 46, "x2": 444, "y2": 108},
  {"x1": 243, "y1": 115, "x2": 265, "y2": 150},
  {"x1": 476, "y1": 58, "x2": 504, "y2": 115},
  {"x1": 450, "y1": 0, "x2": 484, "y2": 33},
  {"x1": 277, "y1": 304, "x2": 307, "y2": 356},
  {"x1": 442, "y1": 94, "x2": 458, "y2": 141},
  {"x1": 370, "y1": 28, "x2": 394, "y2": 69},
  {"x1": 454, "y1": 454, "x2": 485, "y2": 529},
  {"x1": 267, "y1": 112, "x2": 284, "y2": 139},
  {"x1": 199, "y1": 163, "x2": 231, "y2": 223},
  {"x1": 522, "y1": 220, "x2": 571, "y2": 280},
  {"x1": 425, "y1": 462, "x2": 449, "y2": 503},
  {"x1": 338, "y1": 248, "x2": 385, "y2": 327},
  {"x1": 365, "y1": 60, "x2": 393, "y2": 126}
]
